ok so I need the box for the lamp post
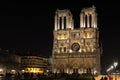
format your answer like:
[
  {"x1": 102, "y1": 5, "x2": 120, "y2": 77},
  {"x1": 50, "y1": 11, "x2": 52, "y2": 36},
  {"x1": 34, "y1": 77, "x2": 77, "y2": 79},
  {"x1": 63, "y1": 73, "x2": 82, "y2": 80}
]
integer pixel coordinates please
[
  {"x1": 106, "y1": 62, "x2": 118, "y2": 80},
  {"x1": 113, "y1": 62, "x2": 118, "y2": 80}
]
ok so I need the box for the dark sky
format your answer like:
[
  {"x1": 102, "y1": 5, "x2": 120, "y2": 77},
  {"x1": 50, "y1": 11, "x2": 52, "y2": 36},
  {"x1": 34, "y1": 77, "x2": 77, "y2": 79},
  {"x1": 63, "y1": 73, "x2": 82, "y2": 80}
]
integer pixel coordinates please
[{"x1": 0, "y1": 0, "x2": 120, "y2": 71}]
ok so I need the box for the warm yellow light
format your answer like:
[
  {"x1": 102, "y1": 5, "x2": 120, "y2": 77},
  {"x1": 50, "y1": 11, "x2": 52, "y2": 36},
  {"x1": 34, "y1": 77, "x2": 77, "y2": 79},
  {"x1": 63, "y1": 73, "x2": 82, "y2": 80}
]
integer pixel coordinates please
[
  {"x1": 87, "y1": 33, "x2": 92, "y2": 38},
  {"x1": 84, "y1": 32, "x2": 93, "y2": 38},
  {"x1": 84, "y1": 49, "x2": 86, "y2": 52},
  {"x1": 11, "y1": 69, "x2": 16, "y2": 74},
  {"x1": 57, "y1": 34, "x2": 68, "y2": 40},
  {"x1": 22, "y1": 70, "x2": 25, "y2": 73},
  {"x1": 57, "y1": 36, "x2": 66, "y2": 40},
  {"x1": 94, "y1": 70, "x2": 97, "y2": 74},
  {"x1": 69, "y1": 50, "x2": 72, "y2": 53},
  {"x1": 79, "y1": 49, "x2": 81, "y2": 52},
  {"x1": 0, "y1": 69, "x2": 3, "y2": 72},
  {"x1": 25, "y1": 68, "x2": 43, "y2": 73}
]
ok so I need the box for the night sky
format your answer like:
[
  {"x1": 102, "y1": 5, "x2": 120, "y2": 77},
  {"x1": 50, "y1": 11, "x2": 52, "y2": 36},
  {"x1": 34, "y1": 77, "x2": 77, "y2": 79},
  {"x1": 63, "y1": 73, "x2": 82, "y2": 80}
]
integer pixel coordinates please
[{"x1": 0, "y1": 0, "x2": 120, "y2": 72}]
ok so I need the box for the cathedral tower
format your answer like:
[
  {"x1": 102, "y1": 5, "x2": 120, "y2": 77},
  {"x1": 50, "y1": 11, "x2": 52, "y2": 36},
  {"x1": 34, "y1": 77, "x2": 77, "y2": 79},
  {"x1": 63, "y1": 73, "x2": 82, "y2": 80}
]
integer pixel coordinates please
[{"x1": 52, "y1": 6, "x2": 101, "y2": 74}]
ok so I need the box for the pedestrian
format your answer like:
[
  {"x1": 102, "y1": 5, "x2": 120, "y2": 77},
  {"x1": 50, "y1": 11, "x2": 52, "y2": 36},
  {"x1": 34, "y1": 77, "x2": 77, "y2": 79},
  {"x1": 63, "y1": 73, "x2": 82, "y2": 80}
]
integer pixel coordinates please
[
  {"x1": 104, "y1": 76, "x2": 108, "y2": 80},
  {"x1": 92, "y1": 77, "x2": 95, "y2": 80},
  {"x1": 100, "y1": 77, "x2": 104, "y2": 80},
  {"x1": 109, "y1": 76, "x2": 113, "y2": 80}
]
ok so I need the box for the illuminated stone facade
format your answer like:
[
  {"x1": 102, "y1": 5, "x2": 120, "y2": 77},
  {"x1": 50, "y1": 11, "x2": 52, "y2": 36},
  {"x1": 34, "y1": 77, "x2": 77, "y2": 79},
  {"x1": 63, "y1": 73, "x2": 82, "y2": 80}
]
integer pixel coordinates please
[
  {"x1": 0, "y1": 49, "x2": 21, "y2": 75},
  {"x1": 21, "y1": 56, "x2": 48, "y2": 74},
  {"x1": 52, "y1": 6, "x2": 101, "y2": 74}
]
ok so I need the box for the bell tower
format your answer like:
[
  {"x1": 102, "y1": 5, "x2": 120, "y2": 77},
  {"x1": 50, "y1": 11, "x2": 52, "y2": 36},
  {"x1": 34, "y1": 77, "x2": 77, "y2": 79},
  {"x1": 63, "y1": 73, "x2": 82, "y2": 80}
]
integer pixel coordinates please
[
  {"x1": 52, "y1": 9, "x2": 74, "y2": 74},
  {"x1": 54, "y1": 9, "x2": 74, "y2": 31},
  {"x1": 80, "y1": 5, "x2": 97, "y2": 28},
  {"x1": 79, "y1": 5, "x2": 101, "y2": 74},
  {"x1": 53, "y1": 9, "x2": 74, "y2": 55}
]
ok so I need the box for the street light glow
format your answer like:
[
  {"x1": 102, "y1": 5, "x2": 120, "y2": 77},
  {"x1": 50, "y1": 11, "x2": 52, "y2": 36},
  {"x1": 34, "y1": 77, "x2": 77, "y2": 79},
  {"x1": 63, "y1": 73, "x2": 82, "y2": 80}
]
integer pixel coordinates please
[
  {"x1": 114, "y1": 62, "x2": 118, "y2": 67},
  {"x1": 110, "y1": 65, "x2": 114, "y2": 69},
  {"x1": 106, "y1": 62, "x2": 118, "y2": 72},
  {"x1": 0, "y1": 69, "x2": 3, "y2": 72}
]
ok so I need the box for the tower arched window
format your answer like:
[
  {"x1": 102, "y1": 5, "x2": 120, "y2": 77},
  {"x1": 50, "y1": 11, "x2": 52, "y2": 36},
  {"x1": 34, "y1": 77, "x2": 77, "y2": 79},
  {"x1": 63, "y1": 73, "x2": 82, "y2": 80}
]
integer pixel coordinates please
[
  {"x1": 85, "y1": 15, "x2": 87, "y2": 28},
  {"x1": 89, "y1": 15, "x2": 92, "y2": 28},
  {"x1": 64, "y1": 17, "x2": 66, "y2": 29},
  {"x1": 60, "y1": 17, "x2": 62, "y2": 30}
]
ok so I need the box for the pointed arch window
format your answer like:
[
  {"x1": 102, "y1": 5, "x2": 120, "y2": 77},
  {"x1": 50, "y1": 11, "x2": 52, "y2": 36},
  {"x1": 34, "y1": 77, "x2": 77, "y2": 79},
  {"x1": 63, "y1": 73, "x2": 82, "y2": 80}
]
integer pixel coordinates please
[
  {"x1": 60, "y1": 17, "x2": 62, "y2": 30},
  {"x1": 89, "y1": 15, "x2": 92, "y2": 28},
  {"x1": 85, "y1": 15, "x2": 87, "y2": 28},
  {"x1": 64, "y1": 17, "x2": 66, "y2": 29}
]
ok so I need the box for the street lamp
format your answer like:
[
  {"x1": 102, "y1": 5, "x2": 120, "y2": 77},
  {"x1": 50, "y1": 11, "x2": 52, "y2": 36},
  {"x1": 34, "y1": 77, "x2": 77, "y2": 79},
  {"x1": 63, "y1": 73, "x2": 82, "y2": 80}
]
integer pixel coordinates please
[
  {"x1": 114, "y1": 62, "x2": 118, "y2": 68},
  {"x1": 106, "y1": 62, "x2": 118, "y2": 79},
  {"x1": 113, "y1": 62, "x2": 118, "y2": 80},
  {"x1": 110, "y1": 65, "x2": 114, "y2": 70}
]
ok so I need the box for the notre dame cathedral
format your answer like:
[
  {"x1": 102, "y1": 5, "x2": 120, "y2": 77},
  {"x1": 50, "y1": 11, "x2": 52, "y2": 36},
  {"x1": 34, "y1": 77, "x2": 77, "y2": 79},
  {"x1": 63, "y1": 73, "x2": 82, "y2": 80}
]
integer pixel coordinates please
[{"x1": 52, "y1": 6, "x2": 101, "y2": 75}]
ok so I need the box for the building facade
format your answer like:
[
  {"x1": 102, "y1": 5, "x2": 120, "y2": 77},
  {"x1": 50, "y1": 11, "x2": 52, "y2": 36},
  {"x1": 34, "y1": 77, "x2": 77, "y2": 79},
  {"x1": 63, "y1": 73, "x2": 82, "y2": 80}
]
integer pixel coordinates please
[
  {"x1": 0, "y1": 49, "x2": 21, "y2": 75},
  {"x1": 52, "y1": 6, "x2": 101, "y2": 74},
  {"x1": 21, "y1": 56, "x2": 48, "y2": 74}
]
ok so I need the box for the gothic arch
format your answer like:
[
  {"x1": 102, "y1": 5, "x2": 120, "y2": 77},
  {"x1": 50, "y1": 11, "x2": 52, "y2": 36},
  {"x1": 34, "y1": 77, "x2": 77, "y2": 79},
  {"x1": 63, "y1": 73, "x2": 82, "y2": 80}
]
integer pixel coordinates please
[
  {"x1": 70, "y1": 60, "x2": 79, "y2": 68},
  {"x1": 59, "y1": 64, "x2": 64, "y2": 73}
]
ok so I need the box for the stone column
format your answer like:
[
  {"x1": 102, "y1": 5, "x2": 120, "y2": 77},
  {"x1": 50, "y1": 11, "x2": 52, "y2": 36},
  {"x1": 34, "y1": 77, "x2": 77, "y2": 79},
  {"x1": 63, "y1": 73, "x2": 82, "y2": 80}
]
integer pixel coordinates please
[
  {"x1": 72, "y1": 18, "x2": 74, "y2": 29},
  {"x1": 66, "y1": 16, "x2": 70, "y2": 28},
  {"x1": 54, "y1": 15, "x2": 57, "y2": 31},
  {"x1": 92, "y1": 14, "x2": 94, "y2": 28},
  {"x1": 66, "y1": 16, "x2": 68, "y2": 29},
  {"x1": 93, "y1": 13, "x2": 95, "y2": 28},
  {"x1": 92, "y1": 13, "x2": 97, "y2": 28},
  {"x1": 58, "y1": 17, "x2": 60, "y2": 30},
  {"x1": 62, "y1": 16, "x2": 64, "y2": 29},
  {"x1": 70, "y1": 17, "x2": 72, "y2": 29},
  {"x1": 95, "y1": 13, "x2": 97, "y2": 28},
  {"x1": 83, "y1": 14, "x2": 85, "y2": 28},
  {"x1": 80, "y1": 13, "x2": 83, "y2": 28}
]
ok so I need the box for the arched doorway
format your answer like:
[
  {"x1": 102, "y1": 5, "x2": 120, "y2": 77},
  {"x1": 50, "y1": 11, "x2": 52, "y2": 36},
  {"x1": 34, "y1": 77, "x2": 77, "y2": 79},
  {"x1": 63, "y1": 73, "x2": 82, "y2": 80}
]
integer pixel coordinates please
[
  {"x1": 73, "y1": 68, "x2": 78, "y2": 74},
  {"x1": 59, "y1": 64, "x2": 64, "y2": 73},
  {"x1": 60, "y1": 69, "x2": 64, "y2": 73},
  {"x1": 72, "y1": 63, "x2": 78, "y2": 74},
  {"x1": 87, "y1": 68, "x2": 91, "y2": 74}
]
